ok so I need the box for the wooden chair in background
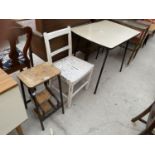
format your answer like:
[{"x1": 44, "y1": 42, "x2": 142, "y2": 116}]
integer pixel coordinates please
[
  {"x1": 0, "y1": 26, "x2": 32, "y2": 74},
  {"x1": 127, "y1": 27, "x2": 149, "y2": 65},
  {"x1": 131, "y1": 101, "x2": 155, "y2": 135}
]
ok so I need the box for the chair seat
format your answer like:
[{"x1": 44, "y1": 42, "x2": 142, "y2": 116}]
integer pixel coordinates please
[
  {"x1": 54, "y1": 56, "x2": 94, "y2": 83},
  {"x1": 0, "y1": 48, "x2": 25, "y2": 70}
]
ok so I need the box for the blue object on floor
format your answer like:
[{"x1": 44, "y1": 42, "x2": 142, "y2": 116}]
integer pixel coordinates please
[{"x1": 0, "y1": 48, "x2": 25, "y2": 70}]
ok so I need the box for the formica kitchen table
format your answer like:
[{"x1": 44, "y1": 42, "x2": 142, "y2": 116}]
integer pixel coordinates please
[{"x1": 72, "y1": 20, "x2": 140, "y2": 94}]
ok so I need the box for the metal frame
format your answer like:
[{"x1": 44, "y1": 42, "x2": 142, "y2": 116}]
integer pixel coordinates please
[
  {"x1": 94, "y1": 40, "x2": 129, "y2": 94},
  {"x1": 19, "y1": 75, "x2": 64, "y2": 130}
]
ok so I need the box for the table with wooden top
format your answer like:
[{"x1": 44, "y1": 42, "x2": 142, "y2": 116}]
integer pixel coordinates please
[
  {"x1": 18, "y1": 62, "x2": 64, "y2": 130},
  {"x1": 72, "y1": 20, "x2": 140, "y2": 94},
  {"x1": 0, "y1": 69, "x2": 28, "y2": 135}
]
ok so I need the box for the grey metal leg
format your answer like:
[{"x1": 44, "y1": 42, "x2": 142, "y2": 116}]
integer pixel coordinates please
[
  {"x1": 20, "y1": 80, "x2": 27, "y2": 109},
  {"x1": 57, "y1": 75, "x2": 65, "y2": 114}
]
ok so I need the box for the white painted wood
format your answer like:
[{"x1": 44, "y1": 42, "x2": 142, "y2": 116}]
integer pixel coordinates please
[
  {"x1": 44, "y1": 32, "x2": 53, "y2": 63},
  {"x1": 72, "y1": 20, "x2": 140, "y2": 49},
  {"x1": 43, "y1": 27, "x2": 94, "y2": 106},
  {"x1": 0, "y1": 86, "x2": 28, "y2": 134},
  {"x1": 44, "y1": 27, "x2": 71, "y2": 40},
  {"x1": 68, "y1": 83, "x2": 73, "y2": 107},
  {"x1": 73, "y1": 81, "x2": 88, "y2": 96},
  {"x1": 85, "y1": 68, "x2": 94, "y2": 90},
  {"x1": 44, "y1": 26, "x2": 72, "y2": 63},
  {"x1": 54, "y1": 56, "x2": 94, "y2": 84},
  {"x1": 50, "y1": 45, "x2": 70, "y2": 57}
]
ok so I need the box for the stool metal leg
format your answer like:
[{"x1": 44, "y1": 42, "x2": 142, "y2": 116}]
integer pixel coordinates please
[
  {"x1": 20, "y1": 80, "x2": 27, "y2": 109},
  {"x1": 58, "y1": 75, "x2": 65, "y2": 114},
  {"x1": 28, "y1": 88, "x2": 45, "y2": 131}
]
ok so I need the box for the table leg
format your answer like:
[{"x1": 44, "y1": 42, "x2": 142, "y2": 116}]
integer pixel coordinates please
[
  {"x1": 94, "y1": 48, "x2": 109, "y2": 94},
  {"x1": 16, "y1": 125, "x2": 24, "y2": 135},
  {"x1": 57, "y1": 75, "x2": 65, "y2": 114},
  {"x1": 96, "y1": 46, "x2": 102, "y2": 59},
  {"x1": 120, "y1": 41, "x2": 129, "y2": 72},
  {"x1": 73, "y1": 35, "x2": 80, "y2": 56},
  {"x1": 20, "y1": 80, "x2": 27, "y2": 109}
]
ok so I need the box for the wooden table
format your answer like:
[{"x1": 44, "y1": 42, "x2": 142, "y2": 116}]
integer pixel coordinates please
[
  {"x1": 0, "y1": 69, "x2": 28, "y2": 135},
  {"x1": 18, "y1": 62, "x2": 64, "y2": 130},
  {"x1": 72, "y1": 20, "x2": 140, "y2": 94}
]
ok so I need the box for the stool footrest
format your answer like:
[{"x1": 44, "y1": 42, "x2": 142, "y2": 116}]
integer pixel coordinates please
[{"x1": 36, "y1": 89, "x2": 51, "y2": 105}]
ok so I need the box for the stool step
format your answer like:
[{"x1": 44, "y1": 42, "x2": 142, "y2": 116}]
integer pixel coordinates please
[
  {"x1": 33, "y1": 101, "x2": 54, "y2": 116},
  {"x1": 40, "y1": 101, "x2": 54, "y2": 114},
  {"x1": 36, "y1": 89, "x2": 51, "y2": 104}
]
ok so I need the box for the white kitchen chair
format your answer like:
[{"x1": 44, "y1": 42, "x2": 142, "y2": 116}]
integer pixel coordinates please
[{"x1": 43, "y1": 26, "x2": 94, "y2": 107}]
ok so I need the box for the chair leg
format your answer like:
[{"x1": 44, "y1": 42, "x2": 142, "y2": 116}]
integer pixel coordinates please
[
  {"x1": 131, "y1": 104, "x2": 152, "y2": 122},
  {"x1": 127, "y1": 45, "x2": 137, "y2": 65},
  {"x1": 132, "y1": 48, "x2": 140, "y2": 60},
  {"x1": 127, "y1": 51, "x2": 134, "y2": 65},
  {"x1": 85, "y1": 68, "x2": 94, "y2": 90},
  {"x1": 68, "y1": 83, "x2": 74, "y2": 107},
  {"x1": 140, "y1": 121, "x2": 155, "y2": 135},
  {"x1": 96, "y1": 47, "x2": 101, "y2": 59}
]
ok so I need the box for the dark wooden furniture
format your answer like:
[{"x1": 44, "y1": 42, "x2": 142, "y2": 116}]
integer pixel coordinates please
[
  {"x1": 0, "y1": 27, "x2": 33, "y2": 74},
  {"x1": 18, "y1": 62, "x2": 64, "y2": 130},
  {"x1": 18, "y1": 20, "x2": 98, "y2": 62},
  {"x1": 131, "y1": 101, "x2": 155, "y2": 135},
  {"x1": 112, "y1": 19, "x2": 149, "y2": 65}
]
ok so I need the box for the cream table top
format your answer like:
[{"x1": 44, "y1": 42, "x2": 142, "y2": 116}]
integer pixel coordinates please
[{"x1": 72, "y1": 20, "x2": 140, "y2": 49}]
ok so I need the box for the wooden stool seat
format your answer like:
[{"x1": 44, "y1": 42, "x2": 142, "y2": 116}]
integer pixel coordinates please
[{"x1": 18, "y1": 62, "x2": 60, "y2": 88}]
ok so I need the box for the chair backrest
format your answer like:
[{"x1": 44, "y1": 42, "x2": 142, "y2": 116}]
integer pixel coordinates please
[
  {"x1": 43, "y1": 26, "x2": 72, "y2": 63},
  {"x1": 0, "y1": 26, "x2": 32, "y2": 74}
]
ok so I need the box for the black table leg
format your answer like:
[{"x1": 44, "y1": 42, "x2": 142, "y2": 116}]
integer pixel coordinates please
[
  {"x1": 96, "y1": 46, "x2": 101, "y2": 59},
  {"x1": 94, "y1": 48, "x2": 109, "y2": 94},
  {"x1": 20, "y1": 80, "x2": 27, "y2": 109},
  {"x1": 120, "y1": 41, "x2": 129, "y2": 72},
  {"x1": 57, "y1": 75, "x2": 64, "y2": 114}
]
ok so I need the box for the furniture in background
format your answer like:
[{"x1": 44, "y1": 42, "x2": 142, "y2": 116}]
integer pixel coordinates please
[
  {"x1": 139, "y1": 19, "x2": 155, "y2": 36},
  {"x1": 0, "y1": 69, "x2": 28, "y2": 135},
  {"x1": 17, "y1": 19, "x2": 98, "y2": 62},
  {"x1": 112, "y1": 19, "x2": 149, "y2": 65},
  {"x1": 0, "y1": 27, "x2": 33, "y2": 74},
  {"x1": 131, "y1": 101, "x2": 155, "y2": 135},
  {"x1": 72, "y1": 20, "x2": 140, "y2": 94},
  {"x1": 18, "y1": 63, "x2": 64, "y2": 130},
  {"x1": 44, "y1": 27, "x2": 94, "y2": 106}
]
